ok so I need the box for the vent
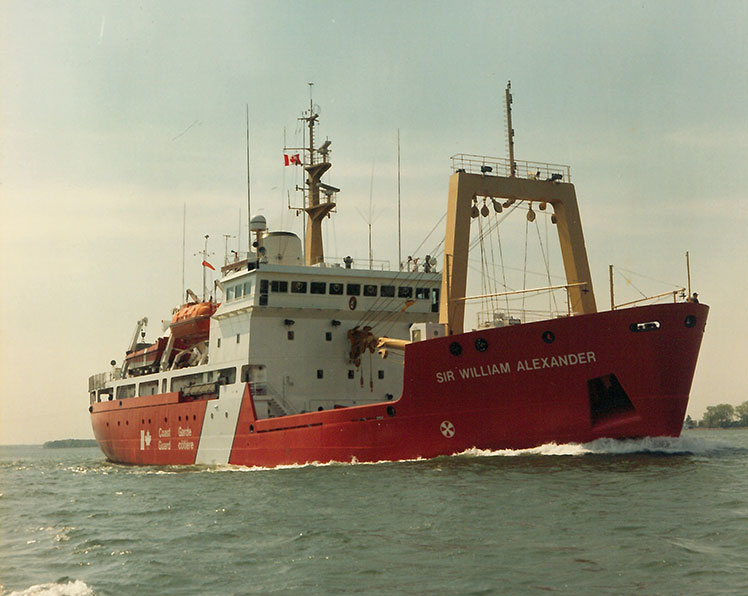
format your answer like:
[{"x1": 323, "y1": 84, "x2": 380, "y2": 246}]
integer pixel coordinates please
[{"x1": 588, "y1": 374, "x2": 635, "y2": 426}]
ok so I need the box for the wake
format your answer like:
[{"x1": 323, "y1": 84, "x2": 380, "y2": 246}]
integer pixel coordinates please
[
  {"x1": 3, "y1": 579, "x2": 93, "y2": 596},
  {"x1": 457, "y1": 435, "x2": 738, "y2": 458}
]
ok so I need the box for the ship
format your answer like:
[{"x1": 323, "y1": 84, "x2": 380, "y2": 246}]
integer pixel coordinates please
[{"x1": 88, "y1": 86, "x2": 708, "y2": 467}]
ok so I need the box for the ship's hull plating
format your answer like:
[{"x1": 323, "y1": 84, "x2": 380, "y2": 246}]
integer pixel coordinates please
[{"x1": 90, "y1": 302, "x2": 708, "y2": 467}]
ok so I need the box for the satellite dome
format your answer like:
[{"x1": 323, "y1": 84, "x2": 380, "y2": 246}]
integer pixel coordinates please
[{"x1": 249, "y1": 215, "x2": 267, "y2": 232}]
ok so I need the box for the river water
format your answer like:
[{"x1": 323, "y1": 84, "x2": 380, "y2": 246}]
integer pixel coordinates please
[{"x1": 2, "y1": 430, "x2": 748, "y2": 596}]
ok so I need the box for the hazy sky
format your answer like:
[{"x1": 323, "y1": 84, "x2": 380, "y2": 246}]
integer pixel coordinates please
[{"x1": 2, "y1": 0, "x2": 747, "y2": 444}]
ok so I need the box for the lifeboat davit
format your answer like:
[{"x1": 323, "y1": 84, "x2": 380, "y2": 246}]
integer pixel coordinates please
[{"x1": 170, "y1": 302, "x2": 218, "y2": 343}]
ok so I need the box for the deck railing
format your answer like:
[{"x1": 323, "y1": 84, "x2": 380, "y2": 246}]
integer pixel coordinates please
[{"x1": 451, "y1": 153, "x2": 571, "y2": 183}]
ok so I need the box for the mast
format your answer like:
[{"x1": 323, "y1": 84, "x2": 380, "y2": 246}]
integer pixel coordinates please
[
  {"x1": 201, "y1": 234, "x2": 209, "y2": 301},
  {"x1": 246, "y1": 104, "x2": 252, "y2": 254},
  {"x1": 181, "y1": 203, "x2": 186, "y2": 303},
  {"x1": 298, "y1": 85, "x2": 337, "y2": 265},
  {"x1": 506, "y1": 81, "x2": 516, "y2": 177},
  {"x1": 397, "y1": 129, "x2": 402, "y2": 270}
]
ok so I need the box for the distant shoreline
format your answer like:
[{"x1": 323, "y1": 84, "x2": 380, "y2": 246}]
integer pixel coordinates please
[{"x1": 42, "y1": 439, "x2": 98, "y2": 449}]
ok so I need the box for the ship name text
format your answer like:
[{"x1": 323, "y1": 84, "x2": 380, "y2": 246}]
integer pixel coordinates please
[{"x1": 436, "y1": 351, "x2": 597, "y2": 383}]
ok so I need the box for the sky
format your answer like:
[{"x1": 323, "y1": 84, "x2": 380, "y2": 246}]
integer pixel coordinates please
[{"x1": 1, "y1": 0, "x2": 747, "y2": 444}]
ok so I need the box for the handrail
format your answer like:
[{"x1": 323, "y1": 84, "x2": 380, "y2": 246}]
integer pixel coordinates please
[
  {"x1": 251, "y1": 381, "x2": 297, "y2": 416},
  {"x1": 451, "y1": 153, "x2": 571, "y2": 183},
  {"x1": 450, "y1": 282, "x2": 587, "y2": 303},
  {"x1": 613, "y1": 288, "x2": 685, "y2": 310}
]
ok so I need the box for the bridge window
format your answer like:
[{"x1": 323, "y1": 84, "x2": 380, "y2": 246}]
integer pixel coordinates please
[
  {"x1": 363, "y1": 284, "x2": 378, "y2": 297},
  {"x1": 291, "y1": 281, "x2": 307, "y2": 293},
  {"x1": 381, "y1": 285, "x2": 395, "y2": 297},
  {"x1": 347, "y1": 284, "x2": 361, "y2": 296},
  {"x1": 398, "y1": 286, "x2": 413, "y2": 298},
  {"x1": 329, "y1": 283, "x2": 343, "y2": 295},
  {"x1": 310, "y1": 282, "x2": 326, "y2": 294},
  {"x1": 416, "y1": 287, "x2": 430, "y2": 299},
  {"x1": 271, "y1": 280, "x2": 288, "y2": 293}
]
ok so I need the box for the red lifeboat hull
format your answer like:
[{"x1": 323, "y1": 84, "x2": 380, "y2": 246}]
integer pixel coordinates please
[
  {"x1": 124, "y1": 336, "x2": 169, "y2": 372},
  {"x1": 169, "y1": 302, "x2": 218, "y2": 343}
]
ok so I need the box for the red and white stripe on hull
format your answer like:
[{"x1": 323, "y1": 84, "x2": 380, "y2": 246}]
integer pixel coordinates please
[{"x1": 90, "y1": 302, "x2": 708, "y2": 468}]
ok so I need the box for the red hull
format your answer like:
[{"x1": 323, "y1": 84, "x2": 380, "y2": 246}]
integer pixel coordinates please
[{"x1": 91, "y1": 302, "x2": 707, "y2": 467}]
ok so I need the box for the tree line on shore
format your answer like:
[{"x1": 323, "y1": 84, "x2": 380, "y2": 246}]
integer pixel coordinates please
[{"x1": 687, "y1": 401, "x2": 748, "y2": 428}]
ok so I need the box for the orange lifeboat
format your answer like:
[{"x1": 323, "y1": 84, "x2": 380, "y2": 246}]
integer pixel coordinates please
[{"x1": 169, "y1": 302, "x2": 219, "y2": 343}]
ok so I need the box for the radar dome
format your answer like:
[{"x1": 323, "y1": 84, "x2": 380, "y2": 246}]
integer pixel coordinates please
[{"x1": 249, "y1": 215, "x2": 267, "y2": 232}]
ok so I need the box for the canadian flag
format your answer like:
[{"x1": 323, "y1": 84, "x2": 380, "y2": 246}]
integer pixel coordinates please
[
  {"x1": 284, "y1": 153, "x2": 302, "y2": 166},
  {"x1": 202, "y1": 260, "x2": 215, "y2": 271}
]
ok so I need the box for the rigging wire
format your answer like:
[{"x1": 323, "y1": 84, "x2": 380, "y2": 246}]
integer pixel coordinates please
[
  {"x1": 533, "y1": 217, "x2": 559, "y2": 315},
  {"x1": 522, "y1": 216, "x2": 529, "y2": 317},
  {"x1": 615, "y1": 266, "x2": 682, "y2": 289},
  {"x1": 495, "y1": 220, "x2": 511, "y2": 313},
  {"x1": 617, "y1": 270, "x2": 649, "y2": 300}
]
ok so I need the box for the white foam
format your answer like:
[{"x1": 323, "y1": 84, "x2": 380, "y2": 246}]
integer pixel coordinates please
[
  {"x1": 5, "y1": 579, "x2": 93, "y2": 596},
  {"x1": 456, "y1": 435, "x2": 737, "y2": 458}
]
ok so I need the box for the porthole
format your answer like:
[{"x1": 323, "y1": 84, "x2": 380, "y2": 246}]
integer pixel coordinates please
[
  {"x1": 685, "y1": 315, "x2": 697, "y2": 328},
  {"x1": 542, "y1": 331, "x2": 555, "y2": 344},
  {"x1": 449, "y1": 342, "x2": 463, "y2": 356},
  {"x1": 249, "y1": 424, "x2": 254, "y2": 433},
  {"x1": 387, "y1": 405, "x2": 396, "y2": 417},
  {"x1": 474, "y1": 337, "x2": 488, "y2": 352}
]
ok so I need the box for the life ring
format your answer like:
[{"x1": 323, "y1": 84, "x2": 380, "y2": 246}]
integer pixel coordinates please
[{"x1": 349, "y1": 296, "x2": 357, "y2": 310}]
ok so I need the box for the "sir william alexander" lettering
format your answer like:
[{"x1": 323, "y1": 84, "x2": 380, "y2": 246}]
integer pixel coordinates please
[{"x1": 435, "y1": 351, "x2": 596, "y2": 384}]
